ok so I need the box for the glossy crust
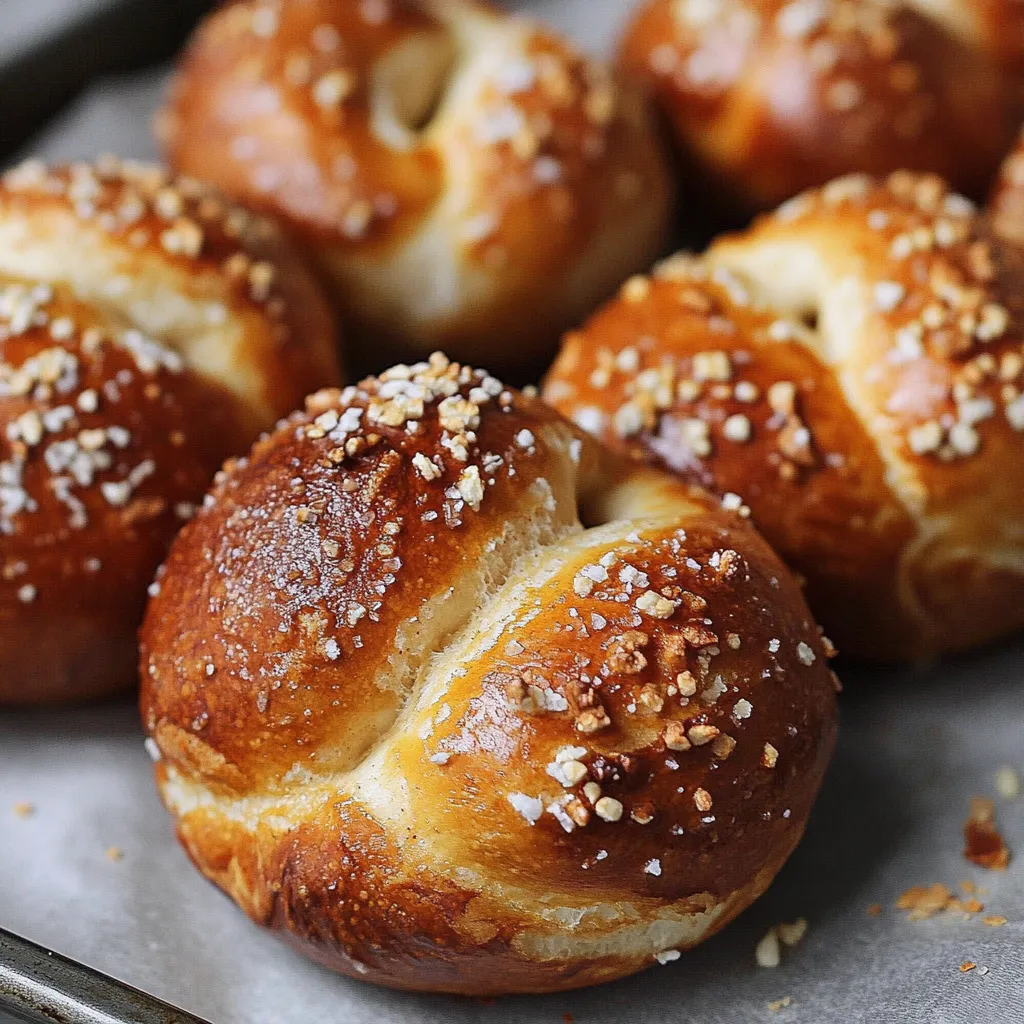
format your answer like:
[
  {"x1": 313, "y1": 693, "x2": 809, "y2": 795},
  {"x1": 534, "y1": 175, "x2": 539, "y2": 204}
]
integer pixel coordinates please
[
  {"x1": 544, "y1": 171, "x2": 1024, "y2": 660},
  {"x1": 140, "y1": 354, "x2": 837, "y2": 994},
  {"x1": 620, "y1": 0, "x2": 1024, "y2": 213},
  {"x1": 158, "y1": 0, "x2": 673, "y2": 372},
  {"x1": 0, "y1": 159, "x2": 340, "y2": 704}
]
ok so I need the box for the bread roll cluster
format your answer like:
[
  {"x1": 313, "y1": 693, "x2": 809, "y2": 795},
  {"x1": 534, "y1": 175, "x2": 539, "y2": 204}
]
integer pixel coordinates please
[
  {"x1": 8, "y1": 0, "x2": 1024, "y2": 997},
  {"x1": 158, "y1": 0, "x2": 673, "y2": 372},
  {"x1": 140, "y1": 354, "x2": 837, "y2": 994}
]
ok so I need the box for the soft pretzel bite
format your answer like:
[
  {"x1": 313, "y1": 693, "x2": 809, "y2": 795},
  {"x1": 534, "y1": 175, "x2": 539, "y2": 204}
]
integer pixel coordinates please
[
  {"x1": 140, "y1": 354, "x2": 837, "y2": 994},
  {"x1": 157, "y1": 0, "x2": 673, "y2": 373},
  {"x1": 545, "y1": 172, "x2": 1024, "y2": 660},
  {"x1": 621, "y1": 0, "x2": 1024, "y2": 214},
  {"x1": 0, "y1": 159, "x2": 339, "y2": 703}
]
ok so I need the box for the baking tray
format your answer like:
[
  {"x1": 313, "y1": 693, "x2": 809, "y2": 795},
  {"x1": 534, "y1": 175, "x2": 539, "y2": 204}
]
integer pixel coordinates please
[
  {"x1": 2, "y1": 2, "x2": 1024, "y2": 1022},
  {"x1": 0, "y1": 0, "x2": 213, "y2": 164}
]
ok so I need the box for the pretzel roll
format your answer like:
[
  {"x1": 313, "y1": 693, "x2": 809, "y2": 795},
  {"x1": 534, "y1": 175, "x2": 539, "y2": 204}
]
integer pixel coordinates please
[
  {"x1": 545, "y1": 172, "x2": 1024, "y2": 660},
  {"x1": 158, "y1": 0, "x2": 673, "y2": 373},
  {"x1": 620, "y1": 0, "x2": 1024, "y2": 214},
  {"x1": 140, "y1": 354, "x2": 836, "y2": 994},
  {"x1": 0, "y1": 158, "x2": 339, "y2": 704}
]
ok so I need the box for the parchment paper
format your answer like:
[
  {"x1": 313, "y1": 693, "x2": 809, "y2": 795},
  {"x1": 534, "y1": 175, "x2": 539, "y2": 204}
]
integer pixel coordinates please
[{"x1": 3, "y1": 2, "x2": 1024, "y2": 1021}]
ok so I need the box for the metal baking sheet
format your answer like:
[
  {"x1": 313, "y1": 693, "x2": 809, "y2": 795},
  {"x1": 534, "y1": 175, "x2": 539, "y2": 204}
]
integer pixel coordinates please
[
  {"x1": 3, "y1": 2, "x2": 1024, "y2": 1022},
  {"x1": 0, "y1": 0, "x2": 212, "y2": 164}
]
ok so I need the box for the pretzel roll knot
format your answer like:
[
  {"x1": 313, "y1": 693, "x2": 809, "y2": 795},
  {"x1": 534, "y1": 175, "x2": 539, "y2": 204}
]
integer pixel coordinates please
[
  {"x1": 545, "y1": 170, "x2": 1024, "y2": 661},
  {"x1": 158, "y1": 0, "x2": 673, "y2": 372},
  {"x1": 140, "y1": 354, "x2": 837, "y2": 994},
  {"x1": 0, "y1": 158, "x2": 339, "y2": 704}
]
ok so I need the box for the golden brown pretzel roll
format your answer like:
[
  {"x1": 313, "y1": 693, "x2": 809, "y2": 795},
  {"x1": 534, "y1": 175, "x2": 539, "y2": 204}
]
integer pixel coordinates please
[
  {"x1": 620, "y1": 0, "x2": 1024, "y2": 214},
  {"x1": 0, "y1": 158, "x2": 339, "y2": 704},
  {"x1": 544, "y1": 172, "x2": 1024, "y2": 662},
  {"x1": 157, "y1": 0, "x2": 673, "y2": 373},
  {"x1": 140, "y1": 354, "x2": 837, "y2": 994}
]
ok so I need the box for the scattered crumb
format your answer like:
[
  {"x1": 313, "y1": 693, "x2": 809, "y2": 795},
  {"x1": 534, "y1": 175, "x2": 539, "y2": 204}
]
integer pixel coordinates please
[
  {"x1": 895, "y1": 878, "x2": 1009, "y2": 927},
  {"x1": 866, "y1": 903, "x2": 882, "y2": 917},
  {"x1": 105, "y1": 846, "x2": 123, "y2": 862},
  {"x1": 897, "y1": 883, "x2": 955, "y2": 920},
  {"x1": 756, "y1": 918, "x2": 807, "y2": 967},
  {"x1": 768, "y1": 996, "x2": 793, "y2": 1012},
  {"x1": 964, "y1": 797, "x2": 1011, "y2": 870},
  {"x1": 755, "y1": 927, "x2": 782, "y2": 968},
  {"x1": 994, "y1": 766, "x2": 1020, "y2": 801},
  {"x1": 12, "y1": 802, "x2": 35, "y2": 818},
  {"x1": 896, "y1": 883, "x2": 984, "y2": 920},
  {"x1": 777, "y1": 918, "x2": 808, "y2": 947},
  {"x1": 960, "y1": 961, "x2": 977, "y2": 973}
]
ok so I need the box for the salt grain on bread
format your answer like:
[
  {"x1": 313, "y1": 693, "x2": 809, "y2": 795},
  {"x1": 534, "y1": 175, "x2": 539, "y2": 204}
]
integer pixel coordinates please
[
  {"x1": 140, "y1": 353, "x2": 837, "y2": 995},
  {"x1": 0, "y1": 158, "x2": 339, "y2": 704},
  {"x1": 158, "y1": 0, "x2": 674, "y2": 372},
  {"x1": 544, "y1": 171, "x2": 1024, "y2": 660}
]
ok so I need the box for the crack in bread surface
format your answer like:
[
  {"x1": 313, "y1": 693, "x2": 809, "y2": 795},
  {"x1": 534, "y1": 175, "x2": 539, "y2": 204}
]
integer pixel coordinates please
[
  {"x1": 159, "y1": 507, "x2": 684, "y2": 823},
  {"x1": 159, "y1": 506, "x2": 729, "y2": 951},
  {"x1": 0, "y1": 215, "x2": 263, "y2": 408},
  {"x1": 705, "y1": 241, "x2": 955, "y2": 643},
  {"x1": 157, "y1": 462, "x2": 717, "y2": 934}
]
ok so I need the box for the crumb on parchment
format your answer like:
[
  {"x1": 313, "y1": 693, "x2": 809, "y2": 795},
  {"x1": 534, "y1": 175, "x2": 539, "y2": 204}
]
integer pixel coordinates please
[
  {"x1": 994, "y1": 766, "x2": 1020, "y2": 801},
  {"x1": 756, "y1": 920, "x2": 807, "y2": 967},
  {"x1": 964, "y1": 797, "x2": 1010, "y2": 870}
]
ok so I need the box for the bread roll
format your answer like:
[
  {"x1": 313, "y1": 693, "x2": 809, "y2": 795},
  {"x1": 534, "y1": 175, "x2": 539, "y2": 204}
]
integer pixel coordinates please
[
  {"x1": 0, "y1": 158, "x2": 339, "y2": 703},
  {"x1": 545, "y1": 171, "x2": 1024, "y2": 660},
  {"x1": 157, "y1": 0, "x2": 673, "y2": 373},
  {"x1": 140, "y1": 353, "x2": 837, "y2": 993},
  {"x1": 621, "y1": 0, "x2": 1024, "y2": 214}
]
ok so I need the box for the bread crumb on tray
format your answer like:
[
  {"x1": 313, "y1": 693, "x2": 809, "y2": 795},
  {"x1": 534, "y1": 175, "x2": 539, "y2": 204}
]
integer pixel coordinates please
[{"x1": 964, "y1": 797, "x2": 1011, "y2": 870}]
